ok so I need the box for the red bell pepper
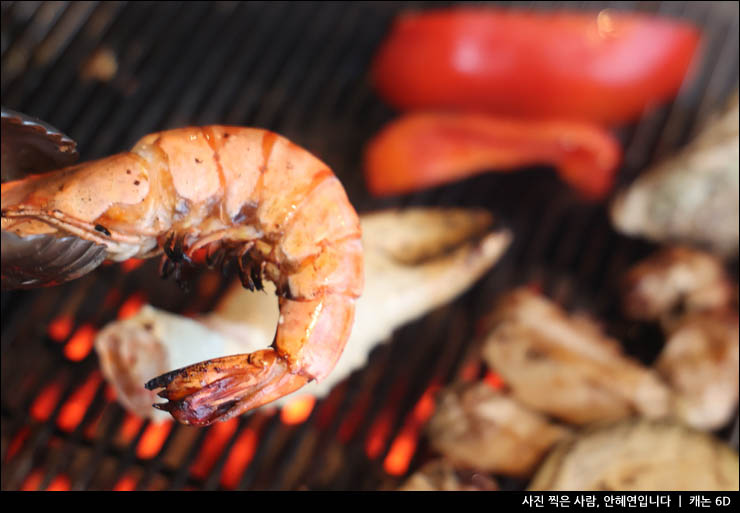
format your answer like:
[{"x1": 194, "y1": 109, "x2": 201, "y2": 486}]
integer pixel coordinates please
[
  {"x1": 372, "y1": 8, "x2": 701, "y2": 125},
  {"x1": 364, "y1": 112, "x2": 621, "y2": 200}
]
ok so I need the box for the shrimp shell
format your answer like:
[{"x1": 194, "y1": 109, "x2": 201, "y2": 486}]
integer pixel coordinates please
[{"x1": 1, "y1": 126, "x2": 363, "y2": 425}]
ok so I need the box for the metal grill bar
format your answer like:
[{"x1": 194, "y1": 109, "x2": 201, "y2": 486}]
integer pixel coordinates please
[
  {"x1": 196, "y1": 416, "x2": 246, "y2": 490},
  {"x1": 85, "y1": 3, "x2": 211, "y2": 156},
  {"x1": 72, "y1": 406, "x2": 126, "y2": 490},
  {"x1": 35, "y1": 2, "x2": 124, "y2": 116},
  {"x1": 33, "y1": 1, "x2": 129, "y2": 127},
  {"x1": 161, "y1": 2, "x2": 257, "y2": 128},
  {"x1": 35, "y1": 376, "x2": 107, "y2": 491},
  {"x1": 1, "y1": 1, "x2": 69, "y2": 91},
  {"x1": 53, "y1": 2, "x2": 181, "y2": 152},
  {"x1": 2, "y1": 367, "x2": 80, "y2": 490},
  {"x1": 196, "y1": 2, "x2": 288, "y2": 124},
  {"x1": 129, "y1": 422, "x2": 179, "y2": 491},
  {"x1": 297, "y1": 361, "x2": 378, "y2": 488},
  {"x1": 11, "y1": 1, "x2": 102, "y2": 111},
  {"x1": 123, "y1": 4, "x2": 244, "y2": 139},
  {"x1": 235, "y1": 413, "x2": 280, "y2": 490}
]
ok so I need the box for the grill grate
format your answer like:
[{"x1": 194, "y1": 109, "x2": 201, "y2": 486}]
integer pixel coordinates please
[{"x1": 2, "y1": 1, "x2": 738, "y2": 491}]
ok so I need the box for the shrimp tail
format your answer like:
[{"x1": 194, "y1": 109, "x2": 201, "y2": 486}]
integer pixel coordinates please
[
  {"x1": 146, "y1": 351, "x2": 309, "y2": 425},
  {"x1": 145, "y1": 294, "x2": 356, "y2": 425}
]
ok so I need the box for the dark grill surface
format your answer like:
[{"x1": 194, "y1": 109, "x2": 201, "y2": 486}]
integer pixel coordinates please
[{"x1": 1, "y1": 1, "x2": 738, "y2": 491}]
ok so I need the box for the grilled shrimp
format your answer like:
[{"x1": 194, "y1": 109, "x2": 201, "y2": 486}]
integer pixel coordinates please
[{"x1": 1, "y1": 126, "x2": 363, "y2": 426}]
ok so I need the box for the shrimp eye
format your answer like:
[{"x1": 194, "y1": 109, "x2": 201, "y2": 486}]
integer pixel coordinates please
[{"x1": 95, "y1": 224, "x2": 112, "y2": 237}]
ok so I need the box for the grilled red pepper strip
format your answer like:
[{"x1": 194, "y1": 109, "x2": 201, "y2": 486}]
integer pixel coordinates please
[
  {"x1": 372, "y1": 8, "x2": 701, "y2": 125},
  {"x1": 364, "y1": 112, "x2": 621, "y2": 200}
]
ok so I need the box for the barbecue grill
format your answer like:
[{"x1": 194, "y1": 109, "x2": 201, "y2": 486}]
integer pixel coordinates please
[{"x1": 1, "y1": 1, "x2": 738, "y2": 491}]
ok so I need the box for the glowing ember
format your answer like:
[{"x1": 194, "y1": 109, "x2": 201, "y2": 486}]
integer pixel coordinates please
[
  {"x1": 190, "y1": 418, "x2": 239, "y2": 480},
  {"x1": 20, "y1": 469, "x2": 44, "y2": 491},
  {"x1": 383, "y1": 384, "x2": 440, "y2": 476},
  {"x1": 413, "y1": 385, "x2": 439, "y2": 422},
  {"x1": 63, "y1": 324, "x2": 97, "y2": 361},
  {"x1": 365, "y1": 409, "x2": 394, "y2": 460},
  {"x1": 104, "y1": 384, "x2": 117, "y2": 401},
  {"x1": 84, "y1": 409, "x2": 105, "y2": 439},
  {"x1": 117, "y1": 292, "x2": 147, "y2": 320},
  {"x1": 220, "y1": 428, "x2": 257, "y2": 489},
  {"x1": 5, "y1": 427, "x2": 30, "y2": 461},
  {"x1": 119, "y1": 413, "x2": 144, "y2": 443},
  {"x1": 121, "y1": 258, "x2": 145, "y2": 273},
  {"x1": 383, "y1": 428, "x2": 417, "y2": 476},
  {"x1": 338, "y1": 394, "x2": 371, "y2": 443},
  {"x1": 46, "y1": 474, "x2": 71, "y2": 491},
  {"x1": 57, "y1": 372, "x2": 102, "y2": 432},
  {"x1": 48, "y1": 315, "x2": 74, "y2": 342},
  {"x1": 459, "y1": 361, "x2": 481, "y2": 382},
  {"x1": 113, "y1": 474, "x2": 138, "y2": 491},
  {"x1": 30, "y1": 381, "x2": 63, "y2": 422},
  {"x1": 136, "y1": 420, "x2": 172, "y2": 459},
  {"x1": 103, "y1": 288, "x2": 122, "y2": 310},
  {"x1": 280, "y1": 395, "x2": 316, "y2": 425},
  {"x1": 483, "y1": 371, "x2": 505, "y2": 390},
  {"x1": 364, "y1": 380, "x2": 409, "y2": 459}
]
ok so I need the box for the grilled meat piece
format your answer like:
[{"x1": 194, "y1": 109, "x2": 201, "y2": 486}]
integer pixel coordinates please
[
  {"x1": 656, "y1": 310, "x2": 739, "y2": 431},
  {"x1": 481, "y1": 289, "x2": 672, "y2": 425},
  {"x1": 621, "y1": 247, "x2": 738, "y2": 430},
  {"x1": 398, "y1": 459, "x2": 498, "y2": 491},
  {"x1": 621, "y1": 246, "x2": 734, "y2": 323},
  {"x1": 426, "y1": 382, "x2": 571, "y2": 477},
  {"x1": 610, "y1": 93, "x2": 739, "y2": 256},
  {"x1": 529, "y1": 419, "x2": 740, "y2": 491}
]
